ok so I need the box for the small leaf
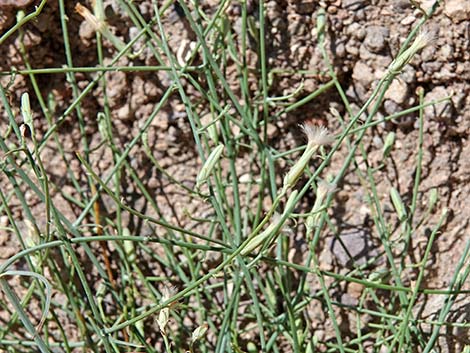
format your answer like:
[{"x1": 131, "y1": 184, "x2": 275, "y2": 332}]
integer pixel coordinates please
[
  {"x1": 428, "y1": 188, "x2": 438, "y2": 212},
  {"x1": 382, "y1": 132, "x2": 395, "y2": 159},
  {"x1": 390, "y1": 187, "x2": 407, "y2": 221},
  {"x1": 191, "y1": 323, "x2": 208, "y2": 344},
  {"x1": 196, "y1": 144, "x2": 224, "y2": 189}
]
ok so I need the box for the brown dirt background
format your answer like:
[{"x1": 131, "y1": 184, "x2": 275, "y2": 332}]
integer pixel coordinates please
[{"x1": 1, "y1": 0, "x2": 470, "y2": 352}]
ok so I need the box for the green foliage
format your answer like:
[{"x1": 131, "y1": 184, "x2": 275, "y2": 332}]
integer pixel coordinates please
[{"x1": 0, "y1": 1, "x2": 463, "y2": 353}]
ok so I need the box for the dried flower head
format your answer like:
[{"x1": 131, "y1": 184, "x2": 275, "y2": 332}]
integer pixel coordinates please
[
  {"x1": 412, "y1": 28, "x2": 436, "y2": 52},
  {"x1": 389, "y1": 28, "x2": 436, "y2": 74},
  {"x1": 281, "y1": 125, "x2": 334, "y2": 192},
  {"x1": 241, "y1": 191, "x2": 298, "y2": 255},
  {"x1": 157, "y1": 286, "x2": 178, "y2": 335},
  {"x1": 75, "y1": 3, "x2": 102, "y2": 32},
  {"x1": 301, "y1": 124, "x2": 335, "y2": 147},
  {"x1": 191, "y1": 323, "x2": 209, "y2": 345},
  {"x1": 305, "y1": 180, "x2": 337, "y2": 232},
  {"x1": 316, "y1": 180, "x2": 337, "y2": 200}
]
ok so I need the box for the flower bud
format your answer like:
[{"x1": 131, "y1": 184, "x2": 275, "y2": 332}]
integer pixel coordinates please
[
  {"x1": 388, "y1": 29, "x2": 435, "y2": 74},
  {"x1": 196, "y1": 144, "x2": 224, "y2": 189},
  {"x1": 241, "y1": 191, "x2": 298, "y2": 255},
  {"x1": 282, "y1": 125, "x2": 334, "y2": 193}
]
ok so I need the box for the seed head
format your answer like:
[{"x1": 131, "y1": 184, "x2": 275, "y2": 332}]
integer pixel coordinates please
[
  {"x1": 191, "y1": 323, "x2": 209, "y2": 345},
  {"x1": 316, "y1": 180, "x2": 337, "y2": 200},
  {"x1": 157, "y1": 286, "x2": 177, "y2": 335},
  {"x1": 282, "y1": 125, "x2": 334, "y2": 192},
  {"x1": 412, "y1": 29, "x2": 435, "y2": 52},
  {"x1": 301, "y1": 124, "x2": 335, "y2": 147},
  {"x1": 389, "y1": 28, "x2": 436, "y2": 74},
  {"x1": 75, "y1": 3, "x2": 102, "y2": 32}
]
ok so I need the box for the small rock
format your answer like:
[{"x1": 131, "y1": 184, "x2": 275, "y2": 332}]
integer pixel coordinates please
[
  {"x1": 334, "y1": 42, "x2": 346, "y2": 57},
  {"x1": 17, "y1": 29, "x2": 42, "y2": 48},
  {"x1": 348, "y1": 282, "x2": 364, "y2": 299},
  {"x1": 424, "y1": 86, "x2": 453, "y2": 121},
  {"x1": 413, "y1": 0, "x2": 435, "y2": 14},
  {"x1": 364, "y1": 26, "x2": 389, "y2": 53},
  {"x1": 340, "y1": 292, "x2": 358, "y2": 306},
  {"x1": 167, "y1": 126, "x2": 179, "y2": 143},
  {"x1": 345, "y1": 40, "x2": 360, "y2": 56},
  {"x1": 342, "y1": 0, "x2": 367, "y2": 11},
  {"x1": 143, "y1": 81, "x2": 160, "y2": 99},
  {"x1": 420, "y1": 44, "x2": 436, "y2": 62},
  {"x1": 444, "y1": 0, "x2": 470, "y2": 23},
  {"x1": 266, "y1": 123, "x2": 277, "y2": 139},
  {"x1": 401, "y1": 15, "x2": 416, "y2": 26},
  {"x1": 347, "y1": 83, "x2": 368, "y2": 102},
  {"x1": 384, "y1": 78, "x2": 408, "y2": 104},
  {"x1": 129, "y1": 26, "x2": 145, "y2": 52},
  {"x1": 105, "y1": 71, "x2": 127, "y2": 107},
  {"x1": 148, "y1": 176, "x2": 160, "y2": 189},
  {"x1": 0, "y1": 0, "x2": 34, "y2": 8},
  {"x1": 393, "y1": 0, "x2": 412, "y2": 11},
  {"x1": 0, "y1": 246, "x2": 17, "y2": 259},
  {"x1": 352, "y1": 61, "x2": 374, "y2": 87},
  {"x1": 327, "y1": 5, "x2": 338, "y2": 14},
  {"x1": 347, "y1": 22, "x2": 366, "y2": 40},
  {"x1": 0, "y1": 216, "x2": 8, "y2": 229},
  {"x1": 355, "y1": 9, "x2": 366, "y2": 20},
  {"x1": 266, "y1": 1, "x2": 281, "y2": 20},
  {"x1": 79, "y1": 20, "x2": 95, "y2": 41},
  {"x1": 439, "y1": 43, "x2": 454, "y2": 58},
  {"x1": 116, "y1": 104, "x2": 131, "y2": 121},
  {"x1": 400, "y1": 66, "x2": 417, "y2": 84},
  {"x1": 329, "y1": 228, "x2": 378, "y2": 267},
  {"x1": 295, "y1": 1, "x2": 315, "y2": 14},
  {"x1": 383, "y1": 99, "x2": 401, "y2": 116},
  {"x1": 421, "y1": 61, "x2": 442, "y2": 75}
]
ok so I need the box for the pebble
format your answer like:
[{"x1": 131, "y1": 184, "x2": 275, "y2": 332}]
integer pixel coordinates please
[
  {"x1": 335, "y1": 42, "x2": 346, "y2": 57},
  {"x1": 424, "y1": 86, "x2": 453, "y2": 122},
  {"x1": 79, "y1": 20, "x2": 95, "y2": 41},
  {"x1": 352, "y1": 61, "x2": 374, "y2": 87},
  {"x1": 400, "y1": 15, "x2": 416, "y2": 26},
  {"x1": 384, "y1": 78, "x2": 408, "y2": 104},
  {"x1": 16, "y1": 29, "x2": 41, "y2": 48},
  {"x1": 347, "y1": 22, "x2": 366, "y2": 40},
  {"x1": 167, "y1": 126, "x2": 179, "y2": 143},
  {"x1": 342, "y1": 0, "x2": 366, "y2": 11},
  {"x1": 392, "y1": 0, "x2": 412, "y2": 12},
  {"x1": 400, "y1": 66, "x2": 417, "y2": 84},
  {"x1": 420, "y1": 44, "x2": 436, "y2": 62},
  {"x1": 129, "y1": 26, "x2": 144, "y2": 50},
  {"x1": 421, "y1": 61, "x2": 443, "y2": 75},
  {"x1": 148, "y1": 176, "x2": 160, "y2": 189},
  {"x1": 345, "y1": 40, "x2": 359, "y2": 56},
  {"x1": 364, "y1": 26, "x2": 389, "y2": 53},
  {"x1": 414, "y1": 0, "x2": 435, "y2": 14},
  {"x1": 116, "y1": 104, "x2": 131, "y2": 121},
  {"x1": 439, "y1": 43, "x2": 454, "y2": 58},
  {"x1": 0, "y1": 0, "x2": 33, "y2": 7},
  {"x1": 444, "y1": 0, "x2": 470, "y2": 23},
  {"x1": 355, "y1": 9, "x2": 366, "y2": 21},
  {"x1": 383, "y1": 99, "x2": 401, "y2": 116},
  {"x1": 295, "y1": 1, "x2": 315, "y2": 14},
  {"x1": 105, "y1": 71, "x2": 127, "y2": 106},
  {"x1": 266, "y1": 1, "x2": 280, "y2": 20},
  {"x1": 329, "y1": 228, "x2": 378, "y2": 267},
  {"x1": 347, "y1": 82, "x2": 368, "y2": 102},
  {"x1": 327, "y1": 5, "x2": 338, "y2": 14},
  {"x1": 340, "y1": 292, "x2": 358, "y2": 306}
]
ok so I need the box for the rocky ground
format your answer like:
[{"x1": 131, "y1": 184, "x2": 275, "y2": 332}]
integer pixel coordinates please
[{"x1": 0, "y1": 0, "x2": 469, "y2": 351}]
